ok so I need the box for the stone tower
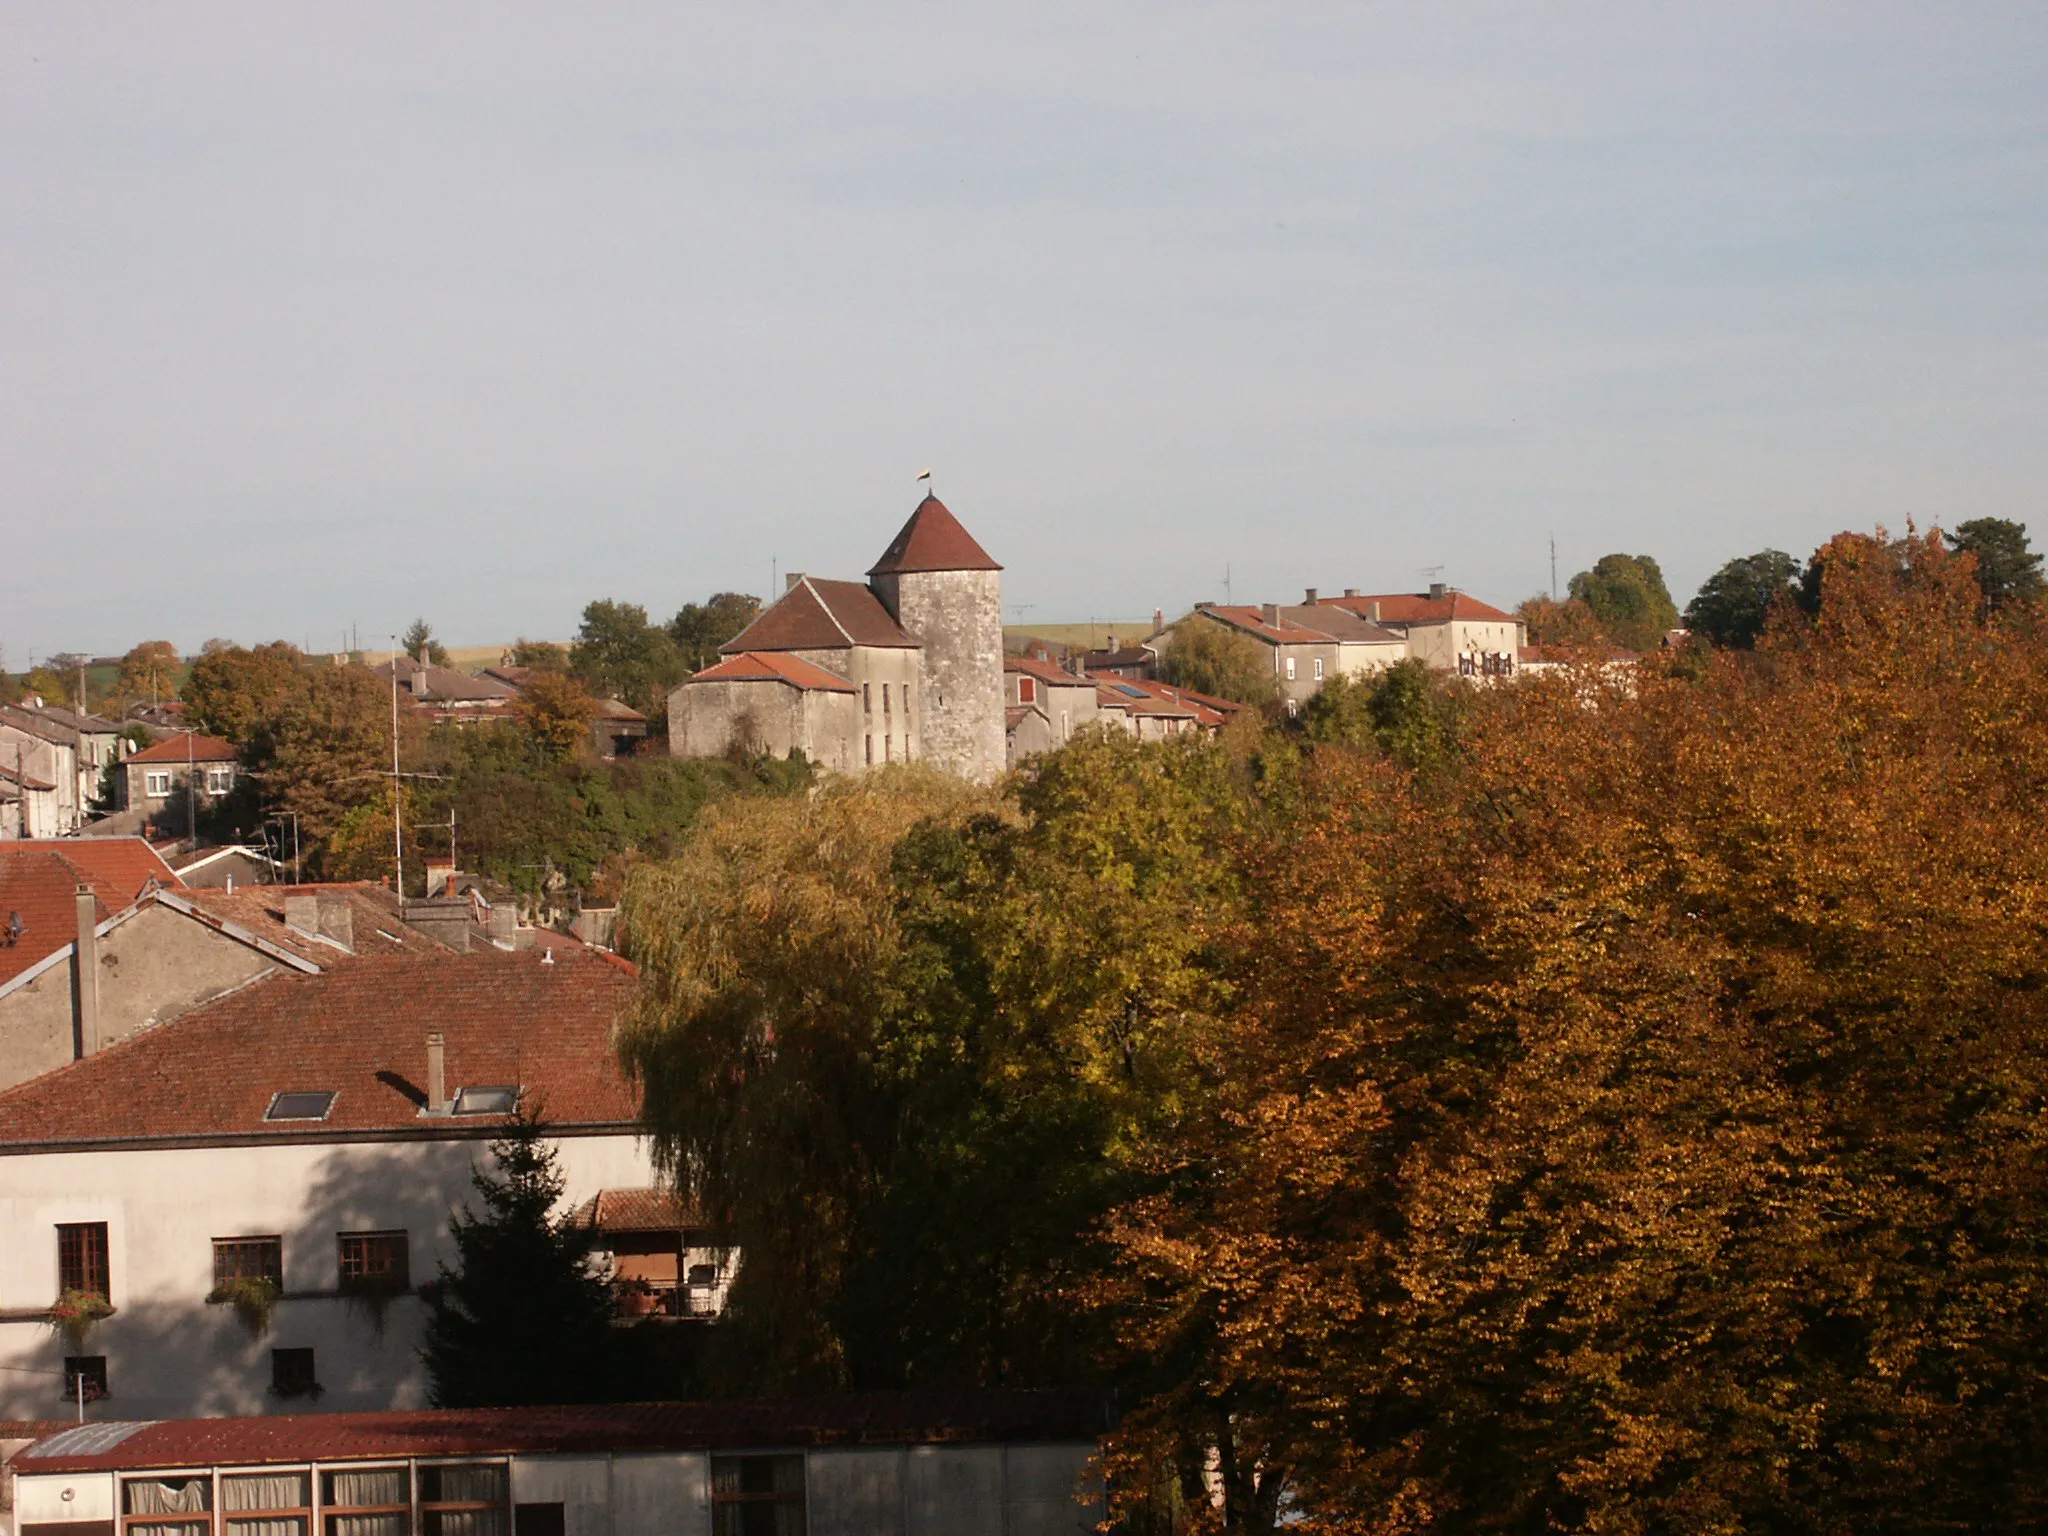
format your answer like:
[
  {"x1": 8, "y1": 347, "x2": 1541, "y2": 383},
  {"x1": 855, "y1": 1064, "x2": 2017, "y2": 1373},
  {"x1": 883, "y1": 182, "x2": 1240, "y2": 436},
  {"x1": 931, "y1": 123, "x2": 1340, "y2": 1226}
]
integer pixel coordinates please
[{"x1": 868, "y1": 495, "x2": 1005, "y2": 782}]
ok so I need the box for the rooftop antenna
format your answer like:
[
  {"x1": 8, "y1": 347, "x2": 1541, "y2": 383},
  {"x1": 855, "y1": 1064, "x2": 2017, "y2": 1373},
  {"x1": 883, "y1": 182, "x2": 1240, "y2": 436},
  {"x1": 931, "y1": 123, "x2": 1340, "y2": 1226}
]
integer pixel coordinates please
[
  {"x1": 1223, "y1": 563, "x2": 1233, "y2": 606},
  {"x1": 390, "y1": 634, "x2": 403, "y2": 897},
  {"x1": 1549, "y1": 534, "x2": 1558, "y2": 601}
]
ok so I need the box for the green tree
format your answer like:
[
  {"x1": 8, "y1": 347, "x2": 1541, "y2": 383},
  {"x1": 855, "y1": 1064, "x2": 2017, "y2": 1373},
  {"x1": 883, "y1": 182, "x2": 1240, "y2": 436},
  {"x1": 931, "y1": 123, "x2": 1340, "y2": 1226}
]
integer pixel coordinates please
[
  {"x1": 1685, "y1": 549, "x2": 1800, "y2": 648},
  {"x1": 421, "y1": 1113, "x2": 619, "y2": 1407},
  {"x1": 1568, "y1": 552, "x2": 1680, "y2": 650},
  {"x1": 509, "y1": 638, "x2": 569, "y2": 671},
  {"x1": 1158, "y1": 616, "x2": 1280, "y2": 705},
  {"x1": 668, "y1": 593, "x2": 762, "y2": 673},
  {"x1": 516, "y1": 669, "x2": 598, "y2": 763},
  {"x1": 1946, "y1": 517, "x2": 2045, "y2": 613},
  {"x1": 402, "y1": 618, "x2": 450, "y2": 667},
  {"x1": 570, "y1": 601, "x2": 686, "y2": 715}
]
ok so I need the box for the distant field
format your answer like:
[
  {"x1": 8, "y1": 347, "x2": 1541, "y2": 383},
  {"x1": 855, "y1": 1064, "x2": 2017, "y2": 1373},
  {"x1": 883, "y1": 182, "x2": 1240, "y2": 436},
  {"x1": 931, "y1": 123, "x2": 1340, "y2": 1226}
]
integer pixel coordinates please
[{"x1": 1004, "y1": 621, "x2": 1164, "y2": 651}]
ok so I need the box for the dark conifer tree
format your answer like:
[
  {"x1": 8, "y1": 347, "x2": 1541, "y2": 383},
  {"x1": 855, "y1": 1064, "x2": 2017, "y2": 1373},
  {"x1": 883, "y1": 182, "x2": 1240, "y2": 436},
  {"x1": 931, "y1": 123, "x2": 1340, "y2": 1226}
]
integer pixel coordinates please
[{"x1": 421, "y1": 1112, "x2": 618, "y2": 1407}]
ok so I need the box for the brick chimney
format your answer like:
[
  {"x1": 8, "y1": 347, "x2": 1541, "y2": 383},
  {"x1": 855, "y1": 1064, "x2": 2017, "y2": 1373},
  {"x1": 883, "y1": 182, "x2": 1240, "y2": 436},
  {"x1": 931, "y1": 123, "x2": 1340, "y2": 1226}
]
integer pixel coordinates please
[
  {"x1": 1343, "y1": 588, "x2": 1357, "y2": 599},
  {"x1": 1429, "y1": 582, "x2": 1448, "y2": 601},
  {"x1": 1261, "y1": 603, "x2": 1281, "y2": 627},
  {"x1": 1304, "y1": 588, "x2": 1318, "y2": 605},
  {"x1": 73, "y1": 884, "x2": 100, "y2": 1058}
]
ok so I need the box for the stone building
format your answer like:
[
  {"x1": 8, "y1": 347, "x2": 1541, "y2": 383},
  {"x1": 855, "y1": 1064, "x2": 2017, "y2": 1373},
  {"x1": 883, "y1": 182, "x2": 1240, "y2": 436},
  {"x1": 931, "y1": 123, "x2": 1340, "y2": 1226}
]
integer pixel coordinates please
[{"x1": 668, "y1": 495, "x2": 1007, "y2": 782}]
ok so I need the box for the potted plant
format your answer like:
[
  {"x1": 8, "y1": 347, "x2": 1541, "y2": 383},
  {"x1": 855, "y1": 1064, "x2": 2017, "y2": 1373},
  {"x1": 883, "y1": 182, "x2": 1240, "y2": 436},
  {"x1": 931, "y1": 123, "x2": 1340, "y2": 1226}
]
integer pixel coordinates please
[
  {"x1": 48, "y1": 1289, "x2": 114, "y2": 1350},
  {"x1": 207, "y1": 1275, "x2": 283, "y2": 1338}
]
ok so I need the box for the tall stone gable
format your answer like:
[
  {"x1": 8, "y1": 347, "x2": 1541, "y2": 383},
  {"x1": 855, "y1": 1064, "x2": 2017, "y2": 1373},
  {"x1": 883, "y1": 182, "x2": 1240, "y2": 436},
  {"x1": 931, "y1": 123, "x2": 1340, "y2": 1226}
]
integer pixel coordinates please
[{"x1": 868, "y1": 496, "x2": 1005, "y2": 782}]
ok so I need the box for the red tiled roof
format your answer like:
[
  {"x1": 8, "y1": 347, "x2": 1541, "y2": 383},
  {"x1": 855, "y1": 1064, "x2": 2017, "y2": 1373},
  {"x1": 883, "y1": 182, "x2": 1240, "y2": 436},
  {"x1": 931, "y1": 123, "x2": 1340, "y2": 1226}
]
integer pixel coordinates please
[
  {"x1": 868, "y1": 495, "x2": 1002, "y2": 576},
  {"x1": 721, "y1": 578, "x2": 915, "y2": 654},
  {"x1": 689, "y1": 650, "x2": 858, "y2": 694},
  {"x1": 0, "y1": 950, "x2": 639, "y2": 1149},
  {"x1": 0, "y1": 840, "x2": 185, "y2": 986},
  {"x1": 1086, "y1": 675, "x2": 1239, "y2": 728},
  {"x1": 1197, "y1": 605, "x2": 1403, "y2": 646},
  {"x1": 17, "y1": 1390, "x2": 1108, "y2": 1472},
  {"x1": 177, "y1": 883, "x2": 451, "y2": 966},
  {"x1": 1004, "y1": 655, "x2": 1093, "y2": 687},
  {"x1": 124, "y1": 733, "x2": 238, "y2": 765},
  {"x1": 1318, "y1": 591, "x2": 1518, "y2": 625},
  {"x1": 581, "y1": 1186, "x2": 699, "y2": 1231}
]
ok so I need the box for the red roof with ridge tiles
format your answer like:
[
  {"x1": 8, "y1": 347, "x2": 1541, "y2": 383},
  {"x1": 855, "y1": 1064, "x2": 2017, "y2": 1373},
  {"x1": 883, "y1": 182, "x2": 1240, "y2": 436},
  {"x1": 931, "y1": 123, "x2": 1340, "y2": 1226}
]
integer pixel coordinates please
[
  {"x1": 690, "y1": 651, "x2": 858, "y2": 693},
  {"x1": 0, "y1": 949, "x2": 638, "y2": 1149},
  {"x1": 868, "y1": 495, "x2": 1002, "y2": 576},
  {"x1": 124, "y1": 733, "x2": 238, "y2": 765}
]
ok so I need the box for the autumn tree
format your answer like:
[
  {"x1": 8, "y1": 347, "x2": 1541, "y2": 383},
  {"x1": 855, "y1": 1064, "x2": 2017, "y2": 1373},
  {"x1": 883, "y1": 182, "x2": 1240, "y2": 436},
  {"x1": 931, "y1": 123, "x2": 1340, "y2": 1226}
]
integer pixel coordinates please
[
  {"x1": 1946, "y1": 516, "x2": 2044, "y2": 614},
  {"x1": 668, "y1": 593, "x2": 762, "y2": 673},
  {"x1": 509, "y1": 638, "x2": 568, "y2": 671},
  {"x1": 1568, "y1": 552, "x2": 1680, "y2": 650},
  {"x1": 1515, "y1": 593, "x2": 1606, "y2": 647},
  {"x1": 516, "y1": 670, "x2": 597, "y2": 762},
  {"x1": 1158, "y1": 616, "x2": 1280, "y2": 705},
  {"x1": 183, "y1": 642, "x2": 310, "y2": 757},
  {"x1": 111, "y1": 641, "x2": 183, "y2": 711},
  {"x1": 1684, "y1": 548, "x2": 1800, "y2": 647}
]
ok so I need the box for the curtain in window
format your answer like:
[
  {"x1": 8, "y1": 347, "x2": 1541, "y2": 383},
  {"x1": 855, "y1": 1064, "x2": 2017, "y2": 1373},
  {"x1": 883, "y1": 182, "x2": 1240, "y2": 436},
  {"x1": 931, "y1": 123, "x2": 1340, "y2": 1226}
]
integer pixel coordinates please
[
  {"x1": 126, "y1": 1480, "x2": 210, "y2": 1514},
  {"x1": 230, "y1": 1518, "x2": 309, "y2": 1536},
  {"x1": 326, "y1": 1470, "x2": 408, "y2": 1508},
  {"x1": 427, "y1": 1467, "x2": 505, "y2": 1504},
  {"x1": 224, "y1": 1475, "x2": 309, "y2": 1512},
  {"x1": 328, "y1": 1515, "x2": 408, "y2": 1536}
]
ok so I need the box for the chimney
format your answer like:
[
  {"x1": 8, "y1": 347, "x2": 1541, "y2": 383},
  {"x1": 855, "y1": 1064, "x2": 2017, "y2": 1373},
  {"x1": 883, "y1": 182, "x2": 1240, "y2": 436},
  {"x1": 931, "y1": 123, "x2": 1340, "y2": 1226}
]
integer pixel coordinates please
[
  {"x1": 785, "y1": 571, "x2": 806, "y2": 592},
  {"x1": 1304, "y1": 588, "x2": 1318, "y2": 605},
  {"x1": 73, "y1": 884, "x2": 100, "y2": 1058},
  {"x1": 316, "y1": 893, "x2": 354, "y2": 953},
  {"x1": 1152, "y1": 608, "x2": 1165, "y2": 635},
  {"x1": 427, "y1": 1032, "x2": 448, "y2": 1114},
  {"x1": 1367, "y1": 601, "x2": 1381, "y2": 623},
  {"x1": 1105, "y1": 634, "x2": 1118, "y2": 653},
  {"x1": 1429, "y1": 582, "x2": 1447, "y2": 601},
  {"x1": 283, "y1": 893, "x2": 318, "y2": 936},
  {"x1": 417, "y1": 645, "x2": 430, "y2": 667},
  {"x1": 1343, "y1": 588, "x2": 1357, "y2": 599},
  {"x1": 1261, "y1": 603, "x2": 1280, "y2": 627}
]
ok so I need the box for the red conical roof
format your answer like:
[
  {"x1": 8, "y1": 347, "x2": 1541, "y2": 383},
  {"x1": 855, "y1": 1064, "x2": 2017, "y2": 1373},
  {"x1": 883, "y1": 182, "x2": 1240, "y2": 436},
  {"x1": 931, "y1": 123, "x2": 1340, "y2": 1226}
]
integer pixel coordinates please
[{"x1": 867, "y1": 495, "x2": 1002, "y2": 576}]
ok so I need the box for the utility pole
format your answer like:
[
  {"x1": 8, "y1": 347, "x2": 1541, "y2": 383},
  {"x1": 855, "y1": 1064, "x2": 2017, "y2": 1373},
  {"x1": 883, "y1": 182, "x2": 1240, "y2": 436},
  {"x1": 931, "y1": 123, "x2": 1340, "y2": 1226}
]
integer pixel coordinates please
[
  {"x1": 1550, "y1": 534, "x2": 1558, "y2": 601},
  {"x1": 390, "y1": 636, "x2": 403, "y2": 897}
]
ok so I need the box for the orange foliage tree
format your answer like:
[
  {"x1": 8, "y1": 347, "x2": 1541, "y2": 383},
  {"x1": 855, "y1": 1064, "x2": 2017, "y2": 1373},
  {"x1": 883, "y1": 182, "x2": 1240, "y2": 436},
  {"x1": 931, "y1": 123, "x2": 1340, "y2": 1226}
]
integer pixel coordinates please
[{"x1": 1101, "y1": 529, "x2": 2048, "y2": 1530}]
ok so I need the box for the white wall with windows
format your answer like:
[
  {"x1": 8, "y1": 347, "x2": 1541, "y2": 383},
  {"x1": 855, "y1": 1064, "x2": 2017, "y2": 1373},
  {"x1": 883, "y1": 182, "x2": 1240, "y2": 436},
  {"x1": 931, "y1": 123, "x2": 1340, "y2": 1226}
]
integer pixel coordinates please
[{"x1": 0, "y1": 1133, "x2": 656, "y2": 1421}]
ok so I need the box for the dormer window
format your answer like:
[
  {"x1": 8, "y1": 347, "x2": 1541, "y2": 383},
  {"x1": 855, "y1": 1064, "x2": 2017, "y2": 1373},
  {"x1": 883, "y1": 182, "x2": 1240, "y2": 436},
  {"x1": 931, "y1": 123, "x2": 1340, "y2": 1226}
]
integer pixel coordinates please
[{"x1": 451, "y1": 1085, "x2": 519, "y2": 1116}]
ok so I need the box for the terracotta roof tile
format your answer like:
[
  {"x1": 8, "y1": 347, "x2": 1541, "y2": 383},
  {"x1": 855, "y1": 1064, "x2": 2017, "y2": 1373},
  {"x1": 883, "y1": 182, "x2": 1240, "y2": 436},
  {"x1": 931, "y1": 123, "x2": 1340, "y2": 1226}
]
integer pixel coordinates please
[
  {"x1": 867, "y1": 495, "x2": 1002, "y2": 576},
  {"x1": 0, "y1": 950, "x2": 639, "y2": 1149},
  {"x1": 178, "y1": 883, "x2": 450, "y2": 966},
  {"x1": 125, "y1": 733, "x2": 238, "y2": 765},
  {"x1": 0, "y1": 840, "x2": 185, "y2": 985},
  {"x1": 1004, "y1": 655, "x2": 1093, "y2": 687},
  {"x1": 1318, "y1": 591, "x2": 1518, "y2": 625},
  {"x1": 17, "y1": 1390, "x2": 1109, "y2": 1472},
  {"x1": 721, "y1": 579, "x2": 915, "y2": 654},
  {"x1": 1197, "y1": 605, "x2": 1403, "y2": 646},
  {"x1": 688, "y1": 651, "x2": 858, "y2": 694},
  {"x1": 580, "y1": 1187, "x2": 700, "y2": 1231}
]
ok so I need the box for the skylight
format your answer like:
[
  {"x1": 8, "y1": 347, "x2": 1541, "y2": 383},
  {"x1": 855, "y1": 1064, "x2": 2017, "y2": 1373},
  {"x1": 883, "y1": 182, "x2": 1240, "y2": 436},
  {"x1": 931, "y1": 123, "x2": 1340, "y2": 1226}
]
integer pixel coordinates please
[
  {"x1": 265, "y1": 1090, "x2": 337, "y2": 1122},
  {"x1": 452, "y1": 1086, "x2": 519, "y2": 1116},
  {"x1": 1115, "y1": 685, "x2": 1148, "y2": 698}
]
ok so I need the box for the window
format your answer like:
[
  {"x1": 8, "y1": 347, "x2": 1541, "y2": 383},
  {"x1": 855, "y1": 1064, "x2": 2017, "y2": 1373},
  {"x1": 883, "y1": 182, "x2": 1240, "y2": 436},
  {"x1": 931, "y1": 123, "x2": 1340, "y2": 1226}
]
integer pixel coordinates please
[
  {"x1": 206, "y1": 766, "x2": 235, "y2": 794},
  {"x1": 1018, "y1": 677, "x2": 1036, "y2": 703},
  {"x1": 882, "y1": 684, "x2": 891, "y2": 716},
  {"x1": 1313, "y1": 658, "x2": 1324, "y2": 680},
  {"x1": 710, "y1": 1455, "x2": 805, "y2": 1536},
  {"x1": 145, "y1": 770, "x2": 172, "y2": 798},
  {"x1": 271, "y1": 1348, "x2": 319, "y2": 1399},
  {"x1": 452, "y1": 1086, "x2": 519, "y2": 1116},
  {"x1": 338, "y1": 1231, "x2": 409, "y2": 1291},
  {"x1": 123, "y1": 1475, "x2": 206, "y2": 1536},
  {"x1": 213, "y1": 1236, "x2": 283, "y2": 1291},
  {"x1": 322, "y1": 1467, "x2": 409, "y2": 1536},
  {"x1": 63, "y1": 1354, "x2": 108, "y2": 1404},
  {"x1": 420, "y1": 1464, "x2": 509, "y2": 1536},
  {"x1": 884, "y1": 734, "x2": 892, "y2": 762},
  {"x1": 513, "y1": 1507, "x2": 564, "y2": 1536},
  {"x1": 862, "y1": 683, "x2": 871, "y2": 713},
  {"x1": 266, "y1": 1090, "x2": 336, "y2": 1122},
  {"x1": 864, "y1": 735, "x2": 873, "y2": 766},
  {"x1": 58, "y1": 1221, "x2": 109, "y2": 1299},
  {"x1": 1284, "y1": 657, "x2": 1297, "y2": 681},
  {"x1": 224, "y1": 1470, "x2": 311, "y2": 1536}
]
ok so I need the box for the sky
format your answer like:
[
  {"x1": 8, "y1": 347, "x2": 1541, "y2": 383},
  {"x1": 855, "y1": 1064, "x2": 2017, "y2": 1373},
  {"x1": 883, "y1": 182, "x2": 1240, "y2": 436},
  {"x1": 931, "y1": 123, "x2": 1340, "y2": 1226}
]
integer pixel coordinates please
[{"x1": 4, "y1": 2, "x2": 2046, "y2": 661}]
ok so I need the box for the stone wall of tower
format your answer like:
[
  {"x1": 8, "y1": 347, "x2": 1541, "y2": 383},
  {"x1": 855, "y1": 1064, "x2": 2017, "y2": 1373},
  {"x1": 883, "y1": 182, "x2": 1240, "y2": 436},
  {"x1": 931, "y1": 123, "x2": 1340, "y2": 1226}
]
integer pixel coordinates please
[{"x1": 871, "y1": 568, "x2": 1005, "y2": 782}]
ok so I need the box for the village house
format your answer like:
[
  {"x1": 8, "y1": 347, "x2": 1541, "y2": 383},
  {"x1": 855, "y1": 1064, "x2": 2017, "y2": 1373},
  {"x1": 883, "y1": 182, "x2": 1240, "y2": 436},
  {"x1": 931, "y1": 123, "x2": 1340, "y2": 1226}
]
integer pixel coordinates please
[
  {"x1": 0, "y1": 704, "x2": 127, "y2": 838},
  {"x1": 668, "y1": 495, "x2": 1006, "y2": 783},
  {"x1": 0, "y1": 949, "x2": 713, "y2": 1423},
  {"x1": 369, "y1": 658, "x2": 519, "y2": 726},
  {"x1": 119, "y1": 736, "x2": 240, "y2": 834},
  {"x1": 6, "y1": 1389, "x2": 1106, "y2": 1536},
  {"x1": 1002, "y1": 656, "x2": 1102, "y2": 766},
  {"x1": 0, "y1": 767, "x2": 61, "y2": 842},
  {"x1": 1314, "y1": 584, "x2": 1524, "y2": 679},
  {"x1": 1188, "y1": 596, "x2": 1408, "y2": 708}
]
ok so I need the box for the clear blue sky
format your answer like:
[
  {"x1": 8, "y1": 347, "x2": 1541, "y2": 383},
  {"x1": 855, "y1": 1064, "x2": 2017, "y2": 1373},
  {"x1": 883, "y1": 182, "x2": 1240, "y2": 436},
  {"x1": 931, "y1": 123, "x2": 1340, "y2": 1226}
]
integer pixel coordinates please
[{"x1": 4, "y1": 2, "x2": 2045, "y2": 661}]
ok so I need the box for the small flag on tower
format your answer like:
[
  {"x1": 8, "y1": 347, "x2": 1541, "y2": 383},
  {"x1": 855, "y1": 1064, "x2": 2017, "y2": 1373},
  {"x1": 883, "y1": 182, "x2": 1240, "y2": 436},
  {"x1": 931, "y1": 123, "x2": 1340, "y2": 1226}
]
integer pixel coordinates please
[{"x1": 916, "y1": 468, "x2": 932, "y2": 482}]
